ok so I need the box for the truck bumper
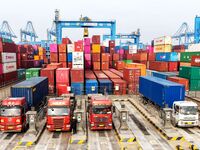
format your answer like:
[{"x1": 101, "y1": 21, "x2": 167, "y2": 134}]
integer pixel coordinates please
[
  {"x1": 90, "y1": 123, "x2": 113, "y2": 130},
  {"x1": 177, "y1": 120, "x2": 198, "y2": 127},
  {"x1": 46, "y1": 124, "x2": 70, "y2": 131},
  {"x1": 0, "y1": 124, "x2": 22, "y2": 132}
]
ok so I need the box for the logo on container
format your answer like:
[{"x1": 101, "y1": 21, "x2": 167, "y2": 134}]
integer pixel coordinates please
[
  {"x1": 6, "y1": 56, "x2": 14, "y2": 60},
  {"x1": 6, "y1": 65, "x2": 14, "y2": 70},
  {"x1": 194, "y1": 58, "x2": 200, "y2": 63}
]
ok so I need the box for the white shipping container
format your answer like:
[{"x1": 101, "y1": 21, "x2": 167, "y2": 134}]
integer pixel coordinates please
[
  {"x1": 129, "y1": 45, "x2": 137, "y2": 54},
  {"x1": 0, "y1": 53, "x2": 16, "y2": 63},
  {"x1": 154, "y1": 36, "x2": 172, "y2": 46},
  {"x1": 72, "y1": 52, "x2": 84, "y2": 69},
  {"x1": 102, "y1": 41, "x2": 109, "y2": 47},
  {"x1": 67, "y1": 44, "x2": 74, "y2": 53},
  {"x1": 0, "y1": 62, "x2": 17, "y2": 74},
  {"x1": 188, "y1": 44, "x2": 200, "y2": 52}
]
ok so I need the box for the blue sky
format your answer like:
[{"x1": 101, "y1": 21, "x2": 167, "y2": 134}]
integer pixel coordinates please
[{"x1": 0, "y1": 0, "x2": 199, "y2": 44}]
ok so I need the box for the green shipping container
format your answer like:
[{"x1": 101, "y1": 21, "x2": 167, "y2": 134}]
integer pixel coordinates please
[
  {"x1": 190, "y1": 80, "x2": 200, "y2": 91},
  {"x1": 180, "y1": 52, "x2": 200, "y2": 62},
  {"x1": 17, "y1": 69, "x2": 26, "y2": 80},
  {"x1": 179, "y1": 66, "x2": 200, "y2": 80},
  {"x1": 123, "y1": 60, "x2": 132, "y2": 64},
  {"x1": 26, "y1": 68, "x2": 41, "y2": 79}
]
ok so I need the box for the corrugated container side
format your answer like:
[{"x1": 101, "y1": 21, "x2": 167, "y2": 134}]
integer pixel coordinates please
[
  {"x1": 85, "y1": 79, "x2": 98, "y2": 94},
  {"x1": 98, "y1": 79, "x2": 113, "y2": 94}
]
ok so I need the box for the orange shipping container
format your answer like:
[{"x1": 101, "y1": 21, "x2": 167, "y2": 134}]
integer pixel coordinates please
[
  {"x1": 114, "y1": 61, "x2": 125, "y2": 70},
  {"x1": 92, "y1": 44, "x2": 100, "y2": 53},
  {"x1": 132, "y1": 53, "x2": 147, "y2": 61},
  {"x1": 93, "y1": 62, "x2": 100, "y2": 70},
  {"x1": 60, "y1": 62, "x2": 67, "y2": 68},
  {"x1": 101, "y1": 53, "x2": 109, "y2": 62},
  {"x1": 125, "y1": 63, "x2": 146, "y2": 76},
  {"x1": 111, "y1": 79, "x2": 127, "y2": 95},
  {"x1": 59, "y1": 44, "x2": 67, "y2": 53},
  {"x1": 101, "y1": 62, "x2": 109, "y2": 70},
  {"x1": 59, "y1": 53, "x2": 67, "y2": 62},
  {"x1": 179, "y1": 62, "x2": 191, "y2": 67},
  {"x1": 34, "y1": 55, "x2": 39, "y2": 60},
  {"x1": 167, "y1": 77, "x2": 189, "y2": 91}
]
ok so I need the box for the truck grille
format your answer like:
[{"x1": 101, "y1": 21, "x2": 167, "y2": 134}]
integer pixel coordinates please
[
  {"x1": 95, "y1": 117, "x2": 108, "y2": 123},
  {"x1": 6, "y1": 118, "x2": 15, "y2": 126},
  {"x1": 53, "y1": 118, "x2": 64, "y2": 129}
]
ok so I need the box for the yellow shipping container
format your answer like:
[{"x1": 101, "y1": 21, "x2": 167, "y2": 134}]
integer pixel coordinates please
[
  {"x1": 34, "y1": 55, "x2": 39, "y2": 60},
  {"x1": 38, "y1": 47, "x2": 44, "y2": 55},
  {"x1": 125, "y1": 63, "x2": 146, "y2": 76},
  {"x1": 154, "y1": 45, "x2": 172, "y2": 53},
  {"x1": 180, "y1": 62, "x2": 191, "y2": 67},
  {"x1": 92, "y1": 44, "x2": 100, "y2": 53}
]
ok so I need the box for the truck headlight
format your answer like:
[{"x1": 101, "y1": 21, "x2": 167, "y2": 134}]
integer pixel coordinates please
[
  {"x1": 66, "y1": 125, "x2": 70, "y2": 128},
  {"x1": 0, "y1": 119, "x2": 4, "y2": 123},
  {"x1": 16, "y1": 119, "x2": 20, "y2": 123},
  {"x1": 17, "y1": 125, "x2": 22, "y2": 128},
  {"x1": 91, "y1": 123, "x2": 94, "y2": 127},
  {"x1": 0, "y1": 125, "x2": 4, "y2": 128}
]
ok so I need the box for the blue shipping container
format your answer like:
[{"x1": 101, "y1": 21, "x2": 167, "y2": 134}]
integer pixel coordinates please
[
  {"x1": 71, "y1": 82, "x2": 84, "y2": 95},
  {"x1": 139, "y1": 76, "x2": 185, "y2": 108},
  {"x1": 152, "y1": 72, "x2": 177, "y2": 80},
  {"x1": 156, "y1": 52, "x2": 178, "y2": 62},
  {"x1": 11, "y1": 77, "x2": 48, "y2": 109},
  {"x1": 85, "y1": 79, "x2": 98, "y2": 94},
  {"x1": 122, "y1": 46, "x2": 129, "y2": 50},
  {"x1": 98, "y1": 79, "x2": 113, "y2": 94},
  {"x1": 68, "y1": 53, "x2": 72, "y2": 62}
]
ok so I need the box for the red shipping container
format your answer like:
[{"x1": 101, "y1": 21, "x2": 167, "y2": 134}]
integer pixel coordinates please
[
  {"x1": 113, "y1": 54, "x2": 119, "y2": 61},
  {"x1": 127, "y1": 83, "x2": 138, "y2": 94},
  {"x1": 149, "y1": 61, "x2": 168, "y2": 72},
  {"x1": 47, "y1": 63, "x2": 63, "y2": 69},
  {"x1": 109, "y1": 40, "x2": 115, "y2": 48},
  {"x1": 93, "y1": 62, "x2": 100, "y2": 70},
  {"x1": 0, "y1": 74, "x2": 3, "y2": 86},
  {"x1": 92, "y1": 35, "x2": 100, "y2": 44},
  {"x1": 94, "y1": 71, "x2": 108, "y2": 79},
  {"x1": 50, "y1": 52, "x2": 58, "y2": 62},
  {"x1": 101, "y1": 53, "x2": 109, "y2": 62},
  {"x1": 44, "y1": 57, "x2": 49, "y2": 64},
  {"x1": 173, "y1": 45, "x2": 185, "y2": 52},
  {"x1": 17, "y1": 45, "x2": 27, "y2": 53},
  {"x1": 168, "y1": 77, "x2": 189, "y2": 91},
  {"x1": 168, "y1": 62, "x2": 178, "y2": 72},
  {"x1": 109, "y1": 68, "x2": 123, "y2": 78},
  {"x1": 0, "y1": 41, "x2": 16, "y2": 53},
  {"x1": 68, "y1": 62, "x2": 72, "y2": 68},
  {"x1": 111, "y1": 79, "x2": 127, "y2": 95},
  {"x1": 56, "y1": 83, "x2": 70, "y2": 96},
  {"x1": 59, "y1": 53, "x2": 67, "y2": 62},
  {"x1": 21, "y1": 60, "x2": 34, "y2": 68},
  {"x1": 92, "y1": 54, "x2": 100, "y2": 62},
  {"x1": 133, "y1": 60, "x2": 147, "y2": 66},
  {"x1": 101, "y1": 62, "x2": 109, "y2": 70},
  {"x1": 74, "y1": 42, "x2": 83, "y2": 52},
  {"x1": 123, "y1": 68, "x2": 141, "y2": 83},
  {"x1": 124, "y1": 51, "x2": 129, "y2": 55},
  {"x1": 191, "y1": 56, "x2": 200, "y2": 67},
  {"x1": 124, "y1": 54, "x2": 133, "y2": 60},
  {"x1": 48, "y1": 83, "x2": 55, "y2": 94},
  {"x1": 70, "y1": 69, "x2": 84, "y2": 83},
  {"x1": 58, "y1": 44, "x2": 67, "y2": 53},
  {"x1": 56, "y1": 68, "x2": 70, "y2": 84},
  {"x1": 3, "y1": 71, "x2": 17, "y2": 84},
  {"x1": 60, "y1": 62, "x2": 67, "y2": 68},
  {"x1": 41, "y1": 68, "x2": 56, "y2": 83},
  {"x1": 114, "y1": 61, "x2": 125, "y2": 70},
  {"x1": 148, "y1": 53, "x2": 155, "y2": 61},
  {"x1": 62, "y1": 38, "x2": 71, "y2": 44},
  {"x1": 101, "y1": 46, "x2": 106, "y2": 53},
  {"x1": 133, "y1": 53, "x2": 147, "y2": 61},
  {"x1": 85, "y1": 70, "x2": 96, "y2": 79},
  {"x1": 103, "y1": 70, "x2": 121, "y2": 79},
  {"x1": 109, "y1": 61, "x2": 113, "y2": 68},
  {"x1": 21, "y1": 53, "x2": 34, "y2": 60},
  {"x1": 109, "y1": 47, "x2": 115, "y2": 54}
]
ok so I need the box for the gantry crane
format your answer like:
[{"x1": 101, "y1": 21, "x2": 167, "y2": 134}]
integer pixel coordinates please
[
  {"x1": 47, "y1": 22, "x2": 56, "y2": 42},
  {"x1": 0, "y1": 21, "x2": 17, "y2": 40},
  {"x1": 79, "y1": 15, "x2": 91, "y2": 37}
]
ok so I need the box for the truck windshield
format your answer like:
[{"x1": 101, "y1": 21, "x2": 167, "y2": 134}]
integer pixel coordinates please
[
  {"x1": 92, "y1": 105, "x2": 111, "y2": 114},
  {"x1": 180, "y1": 106, "x2": 198, "y2": 115},
  {"x1": 0, "y1": 106, "x2": 21, "y2": 117},
  {"x1": 47, "y1": 107, "x2": 69, "y2": 116}
]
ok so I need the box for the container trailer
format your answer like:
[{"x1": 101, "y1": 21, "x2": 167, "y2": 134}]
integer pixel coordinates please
[{"x1": 139, "y1": 76, "x2": 198, "y2": 127}]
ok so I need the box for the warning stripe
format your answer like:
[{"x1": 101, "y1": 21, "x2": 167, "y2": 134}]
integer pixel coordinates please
[
  {"x1": 119, "y1": 137, "x2": 136, "y2": 142},
  {"x1": 168, "y1": 137, "x2": 185, "y2": 141},
  {"x1": 176, "y1": 145, "x2": 184, "y2": 150},
  {"x1": 70, "y1": 139, "x2": 86, "y2": 144},
  {"x1": 17, "y1": 141, "x2": 33, "y2": 146},
  {"x1": 189, "y1": 144, "x2": 199, "y2": 150}
]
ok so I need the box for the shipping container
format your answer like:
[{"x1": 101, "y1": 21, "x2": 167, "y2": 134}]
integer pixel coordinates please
[
  {"x1": 92, "y1": 35, "x2": 100, "y2": 44},
  {"x1": 70, "y1": 68, "x2": 84, "y2": 83},
  {"x1": 167, "y1": 77, "x2": 189, "y2": 91},
  {"x1": 56, "y1": 68, "x2": 70, "y2": 84},
  {"x1": 125, "y1": 63, "x2": 146, "y2": 76},
  {"x1": 154, "y1": 45, "x2": 172, "y2": 53},
  {"x1": 179, "y1": 66, "x2": 200, "y2": 80},
  {"x1": 156, "y1": 52, "x2": 178, "y2": 62},
  {"x1": 111, "y1": 79, "x2": 126, "y2": 95},
  {"x1": 109, "y1": 68, "x2": 123, "y2": 78},
  {"x1": 59, "y1": 53, "x2": 67, "y2": 62},
  {"x1": 132, "y1": 53, "x2": 147, "y2": 61},
  {"x1": 114, "y1": 61, "x2": 125, "y2": 70},
  {"x1": 101, "y1": 62, "x2": 109, "y2": 70},
  {"x1": 3, "y1": 71, "x2": 18, "y2": 84},
  {"x1": 17, "y1": 69, "x2": 26, "y2": 80},
  {"x1": 85, "y1": 79, "x2": 98, "y2": 94},
  {"x1": 101, "y1": 53, "x2": 109, "y2": 62},
  {"x1": 93, "y1": 62, "x2": 100, "y2": 70},
  {"x1": 56, "y1": 83, "x2": 70, "y2": 96},
  {"x1": 11, "y1": 77, "x2": 48, "y2": 109},
  {"x1": 98, "y1": 79, "x2": 113, "y2": 94},
  {"x1": 21, "y1": 60, "x2": 34, "y2": 69},
  {"x1": 0, "y1": 62, "x2": 17, "y2": 74},
  {"x1": 92, "y1": 53, "x2": 100, "y2": 62},
  {"x1": 74, "y1": 41, "x2": 83, "y2": 52},
  {"x1": 149, "y1": 61, "x2": 168, "y2": 72},
  {"x1": 191, "y1": 56, "x2": 200, "y2": 67},
  {"x1": 26, "y1": 68, "x2": 41, "y2": 79},
  {"x1": 50, "y1": 52, "x2": 58, "y2": 62},
  {"x1": 0, "y1": 53, "x2": 16, "y2": 63},
  {"x1": 180, "y1": 52, "x2": 200, "y2": 62},
  {"x1": 58, "y1": 44, "x2": 67, "y2": 53},
  {"x1": 102, "y1": 70, "x2": 121, "y2": 79},
  {"x1": 0, "y1": 74, "x2": 3, "y2": 86},
  {"x1": 152, "y1": 72, "x2": 177, "y2": 80},
  {"x1": 92, "y1": 44, "x2": 101, "y2": 53},
  {"x1": 148, "y1": 53, "x2": 155, "y2": 61},
  {"x1": 123, "y1": 68, "x2": 141, "y2": 83},
  {"x1": 172, "y1": 45, "x2": 185, "y2": 52},
  {"x1": 0, "y1": 42, "x2": 16, "y2": 53},
  {"x1": 72, "y1": 52, "x2": 84, "y2": 69},
  {"x1": 67, "y1": 44, "x2": 74, "y2": 53},
  {"x1": 47, "y1": 63, "x2": 63, "y2": 69},
  {"x1": 190, "y1": 80, "x2": 200, "y2": 91},
  {"x1": 168, "y1": 62, "x2": 178, "y2": 72},
  {"x1": 154, "y1": 36, "x2": 172, "y2": 46},
  {"x1": 40, "y1": 68, "x2": 56, "y2": 83},
  {"x1": 94, "y1": 71, "x2": 108, "y2": 79},
  {"x1": 139, "y1": 76, "x2": 185, "y2": 108},
  {"x1": 21, "y1": 53, "x2": 34, "y2": 60},
  {"x1": 50, "y1": 44, "x2": 57, "y2": 53},
  {"x1": 85, "y1": 70, "x2": 96, "y2": 79},
  {"x1": 71, "y1": 82, "x2": 84, "y2": 95},
  {"x1": 113, "y1": 54, "x2": 119, "y2": 61}
]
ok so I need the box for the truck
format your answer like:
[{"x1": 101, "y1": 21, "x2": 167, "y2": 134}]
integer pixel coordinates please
[
  {"x1": 0, "y1": 97, "x2": 27, "y2": 132},
  {"x1": 88, "y1": 95, "x2": 113, "y2": 130},
  {"x1": 139, "y1": 76, "x2": 199, "y2": 127},
  {"x1": 46, "y1": 97, "x2": 71, "y2": 131},
  {"x1": 0, "y1": 77, "x2": 48, "y2": 132}
]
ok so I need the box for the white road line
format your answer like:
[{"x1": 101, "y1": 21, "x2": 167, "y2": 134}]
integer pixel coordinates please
[
  {"x1": 105, "y1": 131, "x2": 114, "y2": 150},
  {"x1": 0, "y1": 133, "x2": 17, "y2": 150}
]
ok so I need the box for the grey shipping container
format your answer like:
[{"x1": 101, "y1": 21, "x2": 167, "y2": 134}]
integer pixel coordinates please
[{"x1": 11, "y1": 77, "x2": 48, "y2": 109}]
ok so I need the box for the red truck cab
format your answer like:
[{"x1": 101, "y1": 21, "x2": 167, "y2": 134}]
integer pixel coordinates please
[
  {"x1": 46, "y1": 97, "x2": 71, "y2": 131},
  {"x1": 0, "y1": 97, "x2": 27, "y2": 132},
  {"x1": 88, "y1": 96, "x2": 113, "y2": 130}
]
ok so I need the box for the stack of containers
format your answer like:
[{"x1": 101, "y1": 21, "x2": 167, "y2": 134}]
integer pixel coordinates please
[
  {"x1": 150, "y1": 36, "x2": 172, "y2": 71},
  {"x1": 50, "y1": 44, "x2": 58, "y2": 63},
  {"x1": 58, "y1": 44, "x2": 67, "y2": 68},
  {"x1": 179, "y1": 66, "x2": 200, "y2": 91},
  {"x1": 84, "y1": 38, "x2": 91, "y2": 69},
  {"x1": 73, "y1": 41, "x2": 84, "y2": 69},
  {"x1": 56, "y1": 68, "x2": 70, "y2": 96},
  {"x1": 67, "y1": 43, "x2": 74, "y2": 68},
  {"x1": 0, "y1": 38, "x2": 17, "y2": 84},
  {"x1": 71, "y1": 68, "x2": 84, "y2": 95},
  {"x1": 38, "y1": 46, "x2": 48, "y2": 65},
  {"x1": 114, "y1": 61, "x2": 125, "y2": 70},
  {"x1": 17, "y1": 69, "x2": 26, "y2": 81},
  {"x1": 92, "y1": 35, "x2": 101, "y2": 70},
  {"x1": 109, "y1": 68, "x2": 123, "y2": 78},
  {"x1": 20, "y1": 45, "x2": 34, "y2": 68},
  {"x1": 123, "y1": 67, "x2": 141, "y2": 94},
  {"x1": 180, "y1": 52, "x2": 200, "y2": 67},
  {"x1": 132, "y1": 52, "x2": 148, "y2": 66},
  {"x1": 33, "y1": 45, "x2": 40, "y2": 67},
  {"x1": 47, "y1": 63, "x2": 63, "y2": 69},
  {"x1": 85, "y1": 70, "x2": 98, "y2": 94},
  {"x1": 112, "y1": 53, "x2": 119, "y2": 67},
  {"x1": 41, "y1": 68, "x2": 56, "y2": 94},
  {"x1": 101, "y1": 53, "x2": 109, "y2": 70},
  {"x1": 125, "y1": 63, "x2": 146, "y2": 76}
]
